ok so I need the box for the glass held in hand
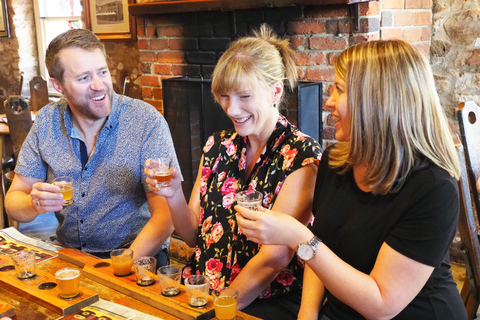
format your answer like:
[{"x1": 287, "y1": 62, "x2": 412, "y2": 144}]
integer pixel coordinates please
[
  {"x1": 53, "y1": 176, "x2": 74, "y2": 206},
  {"x1": 236, "y1": 190, "x2": 263, "y2": 211},
  {"x1": 151, "y1": 158, "x2": 173, "y2": 188}
]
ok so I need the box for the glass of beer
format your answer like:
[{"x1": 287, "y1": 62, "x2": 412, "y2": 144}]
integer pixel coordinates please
[
  {"x1": 213, "y1": 287, "x2": 238, "y2": 320},
  {"x1": 151, "y1": 158, "x2": 172, "y2": 188},
  {"x1": 236, "y1": 190, "x2": 263, "y2": 211},
  {"x1": 55, "y1": 268, "x2": 81, "y2": 299},
  {"x1": 110, "y1": 248, "x2": 134, "y2": 277},
  {"x1": 53, "y1": 176, "x2": 74, "y2": 206}
]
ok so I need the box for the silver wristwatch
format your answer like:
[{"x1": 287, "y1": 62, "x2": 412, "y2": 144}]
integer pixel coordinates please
[{"x1": 297, "y1": 236, "x2": 322, "y2": 261}]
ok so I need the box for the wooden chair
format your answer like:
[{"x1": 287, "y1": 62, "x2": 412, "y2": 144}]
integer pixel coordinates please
[
  {"x1": 29, "y1": 76, "x2": 49, "y2": 111},
  {"x1": 3, "y1": 95, "x2": 33, "y2": 230},
  {"x1": 123, "y1": 76, "x2": 131, "y2": 97},
  {"x1": 457, "y1": 101, "x2": 480, "y2": 319}
]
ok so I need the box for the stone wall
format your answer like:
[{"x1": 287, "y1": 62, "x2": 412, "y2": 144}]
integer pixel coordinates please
[{"x1": 430, "y1": 0, "x2": 480, "y2": 129}]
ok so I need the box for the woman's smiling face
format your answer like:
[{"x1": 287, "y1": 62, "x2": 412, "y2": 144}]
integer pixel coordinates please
[
  {"x1": 218, "y1": 80, "x2": 279, "y2": 141},
  {"x1": 326, "y1": 73, "x2": 350, "y2": 142}
]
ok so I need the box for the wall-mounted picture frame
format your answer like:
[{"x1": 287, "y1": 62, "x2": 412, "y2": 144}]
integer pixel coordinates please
[
  {"x1": 0, "y1": 0, "x2": 11, "y2": 37},
  {"x1": 83, "y1": 0, "x2": 136, "y2": 41}
]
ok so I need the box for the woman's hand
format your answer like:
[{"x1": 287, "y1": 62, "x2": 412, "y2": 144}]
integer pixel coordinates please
[
  {"x1": 235, "y1": 205, "x2": 309, "y2": 249},
  {"x1": 144, "y1": 159, "x2": 182, "y2": 199}
]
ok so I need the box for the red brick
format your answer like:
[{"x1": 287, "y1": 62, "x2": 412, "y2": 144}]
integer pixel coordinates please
[
  {"x1": 382, "y1": 0, "x2": 404, "y2": 9},
  {"x1": 137, "y1": 26, "x2": 155, "y2": 38},
  {"x1": 305, "y1": 6, "x2": 349, "y2": 19},
  {"x1": 139, "y1": 51, "x2": 156, "y2": 62},
  {"x1": 327, "y1": 52, "x2": 340, "y2": 66},
  {"x1": 421, "y1": 27, "x2": 431, "y2": 41},
  {"x1": 137, "y1": 39, "x2": 149, "y2": 50},
  {"x1": 288, "y1": 21, "x2": 325, "y2": 34},
  {"x1": 403, "y1": 27, "x2": 423, "y2": 42},
  {"x1": 394, "y1": 12, "x2": 415, "y2": 26},
  {"x1": 381, "y1": 28, "x2": 403, "y2": 40},
  {"x1": 157, "y1": 26, "x2": 183, "y2": 37},
  {"x1": 291, "y1": 37, "x2": 306, "y2": 50},
  {"x1": 415, "y1": 11, "x2": 432, "y2": 26},
  {"x1": 141, "y1": 75, "x2": 160, "y2": 86},
  {"x1": 157, "y1": 52, "x2": 184, "y2": 63},
  {"x1": 406, "y1": 0, "x2": 423, "y2": 9},
  {"x1": 296, "y1": 67, "x2": 305, "y2": 80},
  {"x1": 153, "y1": 88, "x2": 163, "y2": 99},
  {"x1": 413, "y1": 42, "x2": 430, "y2": 56},
  {"x1": 150, "y1": 39, "x2": 169, "y2": 51},
  {"x1": 358, "y1": 1, "x2": 381, "y2": 16},
  {"x1": 145, "y1": 100, "x2": 163, "y2": 113},
  {"x1": 306, "y1": 67, "x2": 335, "y2": 82},
  {"x1": 351, "y1": 34, "x2": 380, "y2": 44},
  {"x1": 142, "y1": 87, "x2": 152, "y2": 98},
  {"x1": 322, "y1": 126, "x2": 337, "y2": 140},
  {"x1": 295, "y1": 52, "x2": 325, "y2": 66},
  {"x1": 154, "y1": 64, "x2": 172, "y2": 75},
  {"x1": 326, "y1": 114, "x2": 337, "y2": 127},
  {"x1": 309, "y1": 37, "x2": 348, "y2": 50},
  {"x1": 423, "y1": 0, "x2": 431, "y2": 9}
]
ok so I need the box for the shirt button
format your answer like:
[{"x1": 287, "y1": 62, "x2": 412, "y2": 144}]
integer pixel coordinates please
[
  {"x1": 82, "y1": 193, "x2": 86, "y2": 197},
  {"x1": 82, "y1": 243, "x2": 86, "y2": 247},
  {"x1": 80, "y1": 220, "x2": 84, "y2": 223},
  {"x1": 84, "y1": 167, "x2": 88, "y2": 171}
]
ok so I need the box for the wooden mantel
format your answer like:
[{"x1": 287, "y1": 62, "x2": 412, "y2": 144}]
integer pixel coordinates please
[{"x1": 129, "y1": 0, "x2": 373, "y2": 16}]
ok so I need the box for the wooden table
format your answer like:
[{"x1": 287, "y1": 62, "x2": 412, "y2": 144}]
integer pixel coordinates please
[
  {"x1": 0, "y1": 121, "x2": 11, "y2": 230},
  {"x1": 0, "y1": 254, "x2": 260, "y2": 320}
]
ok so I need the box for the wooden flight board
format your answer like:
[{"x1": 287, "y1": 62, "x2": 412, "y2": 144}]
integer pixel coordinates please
[
  {"x1": 59, "y1": 248, "x2": 215, "y2": 320},
  {"x1": 0, "y1": 254, "x2": 99, "y2": 316},
  {"x1": 0, "y1": 299, "x2": 15, "y2": 318}
]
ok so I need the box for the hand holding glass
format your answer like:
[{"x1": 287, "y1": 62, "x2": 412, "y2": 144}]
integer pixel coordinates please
[
  {"x1": 151, "y1": 158, "x2": 172, "y2": 188},
  {"x1": 53, "y1": 176, "x2": 74, "y2": 206}
]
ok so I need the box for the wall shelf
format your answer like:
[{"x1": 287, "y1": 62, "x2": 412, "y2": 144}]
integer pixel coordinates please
[{"x1": 129, "y1": 0, "x2": 372, "y2": 16}]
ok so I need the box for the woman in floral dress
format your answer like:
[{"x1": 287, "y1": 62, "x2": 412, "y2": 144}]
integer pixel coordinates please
[{"x1": 146, "y1": 24, "x2": 322, "y2": 319}]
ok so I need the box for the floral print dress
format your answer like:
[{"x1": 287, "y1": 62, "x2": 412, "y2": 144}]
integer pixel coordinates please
[{"x1": 182, "y1": 114, "x2": 322, "y2": 298}]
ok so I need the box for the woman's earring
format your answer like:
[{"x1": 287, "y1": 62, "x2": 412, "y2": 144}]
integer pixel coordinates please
[{"x1": 273, "y1": 103, "x2": 277, "y2": 109}]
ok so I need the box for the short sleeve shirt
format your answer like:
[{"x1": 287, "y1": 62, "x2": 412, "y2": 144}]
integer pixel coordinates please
[
  {"x1": 15, "y1": 93, "x2": 181, "y2": 254},
  {"x1": 183, "y1": 115, "x2": 322, "y2": 298}
]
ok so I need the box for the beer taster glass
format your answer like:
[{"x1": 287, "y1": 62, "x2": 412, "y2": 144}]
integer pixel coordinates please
[
  {"x1": 53, "y1": 176, "x2": 74, "y2": 206},
  {"x1": 151, "y1": 158, "x2": 172, "y2": 188},
  {"x1": 236, "y1": 190, "x2": 263, "y2": 211}
]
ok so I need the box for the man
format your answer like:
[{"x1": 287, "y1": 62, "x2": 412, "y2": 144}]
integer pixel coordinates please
[{"x1": 5, "y1": 29, "x2": 179, "y2": 265}]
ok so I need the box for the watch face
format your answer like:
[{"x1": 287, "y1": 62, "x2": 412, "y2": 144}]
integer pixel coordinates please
[{"x1": 298, "y1": 243, "x2": 314, "y2": 260}]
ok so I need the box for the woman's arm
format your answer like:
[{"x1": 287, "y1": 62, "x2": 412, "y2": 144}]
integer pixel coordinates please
[
  {"x1": 230, "y1": 163, "x2": 318, "y2": 309},
  {"x1": 145, "y1": 156, "x2": 204, "y2": 247},
  {"x1": 298, "y1": 265, "x2": 325, "y2": 320},
  {"x1": 235, "y1": 209, "x2": 434, "y2": 320}
]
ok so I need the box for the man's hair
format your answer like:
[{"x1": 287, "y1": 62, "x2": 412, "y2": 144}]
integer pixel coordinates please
[
  {"x1": 329, "y1": 40, "x2": 460, "y2": 194},
  {"x1": 45, "y1": 29, "x2": 106, "y2": 82}
]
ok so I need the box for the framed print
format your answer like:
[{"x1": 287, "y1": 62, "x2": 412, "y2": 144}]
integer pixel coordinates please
[
  {"x1": 83, "y1": 0, "x2": 136, "y2": 40},
  {"x1": 0, "y1": 0, "x2": 10, "y2": 37}
]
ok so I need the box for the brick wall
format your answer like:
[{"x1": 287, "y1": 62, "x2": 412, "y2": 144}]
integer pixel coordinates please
[{"x1": 136, "y1": 0, "x2": 432, "y2": 149}]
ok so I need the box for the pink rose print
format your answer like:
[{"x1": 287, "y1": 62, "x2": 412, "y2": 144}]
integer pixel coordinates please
[
  {"x1": 281, "y1": 146, "x2": 298, "y2": 170},
  {"x1": 212, "y1": 156, "x2": 221, "y2": 173},
  {"x1": 226, "y1": 143, "x2": 237, "y2": 156},
  {"x1": 210, "y1": 222, "x2": 224, "y2": 243},
  {"x1": 276, "y1": 269, "x2": 295, "y2": 286},
  {"x1": 301, "y1": 157, "x2": 318, "y2": 166},
  {"x1": 202, "y1": 216, "x2": 213, "y2": 235},
  {"x1": 198, "y1": 208, "x2": 205, "y2": 225},
  {"x1": 222, "y1": 192, "x2": 236, "y2": 209},
  {"x1": 238, "y1": 152, "x2": 246, "y2": 171},
  {"x1": 202, "y1": 167, "x2": 212, "y2": 181},
  {"x1": 260, "y1": 286, "x2": 272, "y2": 299},
  {"x1": 229, "y1": 264, "x2": 242, "y2": 281},
  {"x1": 275, "y1": 181, "x2": 283, "y2": 195},
  {"x1": 204, "y1": 136, "x2": 215, "y2": 153},
  {"x1": 206, "y1": 258, "x2": 223, "y2": 275},
  {"x1": 195, "y1": 247, "x2": 201, "y2": 261},
  {"x1": 228, "y1": 219, "x2": 236, "y2": 232},
  {"x1": 220, "y1": 177, "x2": 238, "y2": 195},
  {"x1": 273, "y1": 133, "x2": 285, "y2": 149},
  {"x1": 218, "y1": 171, "x2": 226, "y2": 182},
  {"x1": 182, "y1": 266, "x2": 192, "y2": 279},
  {"x1": 209, "y1": 275, "x2": 225, "y2": 290},
  {"x1": 262, "y1": 193, "x2": 272, "y2": 207}
]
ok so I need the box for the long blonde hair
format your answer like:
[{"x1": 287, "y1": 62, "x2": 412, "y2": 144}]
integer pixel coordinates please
[
  {"x1": 211, "y1": 24, "x2": 297, "y2": 111},
  {"x1": 329, "y1": 40, "x2": 460, "y2": 194}
]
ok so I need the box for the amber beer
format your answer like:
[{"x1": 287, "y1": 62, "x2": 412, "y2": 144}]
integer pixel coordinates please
[
  {"x1": 55, "y1": 268, "x2": 81, "y2": 299},
  {"x1": 154, "y1": 172, "x2": 172, "y2": 184},
  {"x1": 59, "y1": 186, "x2": 73, "y2": 204},
  {"x1": 153, "y1": 158, "x2": 172, "y2": 188}
]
